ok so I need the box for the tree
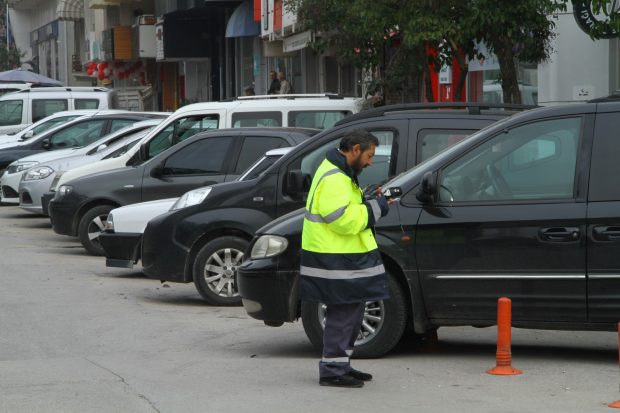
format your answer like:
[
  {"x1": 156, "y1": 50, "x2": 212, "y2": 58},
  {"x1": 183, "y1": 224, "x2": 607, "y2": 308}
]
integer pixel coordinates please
[{"x1": 288, "y1": 0, "x2": 619, "y2": 104}]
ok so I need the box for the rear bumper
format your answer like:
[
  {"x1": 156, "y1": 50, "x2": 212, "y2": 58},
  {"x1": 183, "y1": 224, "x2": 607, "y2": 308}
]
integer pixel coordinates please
[{"x1": 100, "y1": 231, "x2": 142, "y2": 268}]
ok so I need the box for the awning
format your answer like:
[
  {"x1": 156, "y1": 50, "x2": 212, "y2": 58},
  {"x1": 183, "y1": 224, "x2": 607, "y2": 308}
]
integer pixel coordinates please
[
  {"x1": 57, "y1": 0, "x2": 84, "y2": 21},
  {"x1": 225, "y1": 0, "x2": 260, "y2": 38}
]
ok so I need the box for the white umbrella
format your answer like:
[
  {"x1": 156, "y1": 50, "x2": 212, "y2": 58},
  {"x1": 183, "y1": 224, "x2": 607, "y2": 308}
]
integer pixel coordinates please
[{"x1": 0, "y1": 69, "x2": 63, "y2": 86}]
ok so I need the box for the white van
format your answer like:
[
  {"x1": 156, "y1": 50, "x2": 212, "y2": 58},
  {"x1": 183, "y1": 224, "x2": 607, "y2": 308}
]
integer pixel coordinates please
[
  {"x1": 0, "y1": 87, "x2": 118, "y2": 135},
  {"x1": 50, "y1": 94, "x2": 362, "y2": 192},
  {"x1": 482, "y1": 82, "x2": 538, "y2": 105}
]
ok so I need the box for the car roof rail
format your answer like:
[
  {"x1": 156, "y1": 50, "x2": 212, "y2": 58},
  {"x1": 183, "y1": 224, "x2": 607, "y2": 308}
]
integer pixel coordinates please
[
  {"x1": 234, "y1": 93, "x2": 348, "y2": 101},
  {"x1": 335, "y1": 102, "x2": 538, "y2": 126},
  {"x1": 15, "y1": 86, "x2": 109, "y2": 93}
]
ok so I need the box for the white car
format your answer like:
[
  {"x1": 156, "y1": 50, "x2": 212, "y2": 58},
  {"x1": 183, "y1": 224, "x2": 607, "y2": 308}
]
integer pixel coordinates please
[
  {"x1": 1, "y1": 119, "x2": 161, "y2": 206},
  {"x1": 101, "y1": 147, "x2": 294, "y2": 268},
  {"x1": 0, "y1": 110, "x2": 101, "y2": 145},
  {"x1": 16, "y1": 120, "x2": 161, "y2": 213}
]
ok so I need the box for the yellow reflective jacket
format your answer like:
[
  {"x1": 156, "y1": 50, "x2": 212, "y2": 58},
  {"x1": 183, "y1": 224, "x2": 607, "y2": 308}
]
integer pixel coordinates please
[{"x1": 300, "y1": 148, "x2": 389, "y2": 304}]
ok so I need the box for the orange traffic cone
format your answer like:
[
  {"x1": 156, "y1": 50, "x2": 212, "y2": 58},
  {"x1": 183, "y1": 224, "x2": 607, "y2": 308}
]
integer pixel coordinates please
[
  {"x1": 487, "y1": 297, "x2": 522, "y2": 376},
  {"x1": 609, "y1": 322, "x2": 620, "y2": 408}
]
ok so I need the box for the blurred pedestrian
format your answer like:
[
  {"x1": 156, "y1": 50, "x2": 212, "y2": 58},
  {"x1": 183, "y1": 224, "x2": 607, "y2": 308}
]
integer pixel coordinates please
[
  {"x1": 244, "y1": 85, "x2": 255, "y2": 96},
  {"x1": 278, "y1": 72, "x2": 292, "y2": 94},
  {"x1": 267, "y1": 71, "x2": 280, "y2": 95},
  {"x1": 360, "y1": 90, "x2": 383, "y2": 111},
  {"x1": 300, "y1": 129, "x2": 391, "y2": 388}
]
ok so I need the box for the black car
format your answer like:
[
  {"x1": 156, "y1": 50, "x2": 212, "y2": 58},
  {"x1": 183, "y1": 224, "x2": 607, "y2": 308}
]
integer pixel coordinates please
[
  {"x1": 136, "y1": 103, "x2": 530, "y2": 306},
  {"x1": 48, "y1": 128, "x2": 318, "y2": 255},
  {"x1": 237, "y1": 98, "x2": 620, "y2": 358},
  {"x1": 0, "y1": 113, "x2": 166, "y2": 173}
]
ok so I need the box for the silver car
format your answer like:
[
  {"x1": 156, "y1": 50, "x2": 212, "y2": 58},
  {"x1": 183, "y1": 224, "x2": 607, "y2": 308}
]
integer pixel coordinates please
[{"x1": 18, "y1": 120, "x2": 161, "y2": 214}]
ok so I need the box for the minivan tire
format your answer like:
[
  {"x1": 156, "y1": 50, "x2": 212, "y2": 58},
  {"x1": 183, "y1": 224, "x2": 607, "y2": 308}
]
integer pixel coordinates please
[
  {"x1": 301, "y1": 272, "x2": 407, "y2": 359},
  {"x1": 193, "y1": 236, "x2": 248, "y2": 306},
  {"x1": 78, "y1": 205, "x2": 114, "y2": 256}
]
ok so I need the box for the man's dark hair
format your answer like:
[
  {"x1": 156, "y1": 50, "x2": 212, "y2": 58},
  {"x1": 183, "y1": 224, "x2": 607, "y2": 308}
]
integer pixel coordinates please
[{"x1": 339, "y1": 129, "x2": 379, "y2": 152}]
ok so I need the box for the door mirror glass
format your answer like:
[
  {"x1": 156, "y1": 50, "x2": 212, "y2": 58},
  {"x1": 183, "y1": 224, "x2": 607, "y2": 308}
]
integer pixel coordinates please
[
  {"x1": 41, "y1": 138, "x2": 51, "y2": 150},
  {"x1": 286, "y1": 169, "x2": 311, "y2": 194},
  {"x1": 416, "y1": 171, "x2": 437, "y2": 203}
]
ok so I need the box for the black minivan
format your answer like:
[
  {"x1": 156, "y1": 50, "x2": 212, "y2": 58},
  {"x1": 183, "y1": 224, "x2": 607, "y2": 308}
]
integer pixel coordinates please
[{"x1": 238, "y1": 98, "x2": 620, "y2": 358}]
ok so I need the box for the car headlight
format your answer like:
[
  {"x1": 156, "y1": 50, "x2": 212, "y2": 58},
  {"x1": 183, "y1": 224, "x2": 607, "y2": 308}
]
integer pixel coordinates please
[
  {"x1": 250, "y1": 235, "x2": 289, "y2": 259},
  {"x1": 170, "y1": 187, "x2": 212, "y2": 211},
  {"x1": 7, "y1": 161, "x2": 38, "y2": 174},
  {"x1": 104, "y1": 213, "x2": 114, "y2": 231},
  {"x1": 23, "y1": 166, "x2": 54, "y2": 181},
  {"x1": 57, "y1": 185, "x2": 73, "y2": 197}
]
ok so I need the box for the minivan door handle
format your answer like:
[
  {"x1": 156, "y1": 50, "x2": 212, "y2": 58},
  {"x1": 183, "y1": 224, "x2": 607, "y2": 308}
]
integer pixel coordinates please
[
  {"x1": 539, "y1": 227, "x2": 580, "y2": 242},
  {"x1": 593, "y1": 226, "x2": 620, "y2": 241}
]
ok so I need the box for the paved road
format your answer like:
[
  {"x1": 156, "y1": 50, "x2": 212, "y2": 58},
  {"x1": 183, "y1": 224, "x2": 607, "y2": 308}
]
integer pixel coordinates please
[{"x1": 0, "y1": 206, "x2": 618, "y2": 413}]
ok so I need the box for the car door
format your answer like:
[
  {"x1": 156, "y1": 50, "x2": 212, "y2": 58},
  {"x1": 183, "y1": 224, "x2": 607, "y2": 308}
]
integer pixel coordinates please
[
  {"x1": 276, "y1": 119, "x2": 407, "y2": 217},
  {"x1": 413, "y1": 115, "x2": 590, "y2": 323},
  {"x1": 140, "y1": 135, "x2": 238, "y2": 202},
  {"x1": 586, "y1": 110, "x2": 620, "y2": 322}
]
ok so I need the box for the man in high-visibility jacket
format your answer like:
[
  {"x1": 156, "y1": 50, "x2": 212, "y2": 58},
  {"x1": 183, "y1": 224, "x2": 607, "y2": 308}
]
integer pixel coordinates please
[{"x1": 301, "y1": 129, "x2": 391, "y2": 388}]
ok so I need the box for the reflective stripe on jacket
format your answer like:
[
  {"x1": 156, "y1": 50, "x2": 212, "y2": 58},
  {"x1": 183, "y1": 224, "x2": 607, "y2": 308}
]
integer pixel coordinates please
[{"x1": 300, "y1": 153, "x2": 389, "y2": 304}]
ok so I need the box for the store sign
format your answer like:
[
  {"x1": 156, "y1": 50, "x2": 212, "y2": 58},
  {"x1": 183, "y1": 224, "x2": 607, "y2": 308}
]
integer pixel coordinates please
[
  {"x1": 155, "y1": 21, "x2": 165, "y2": 61},
  {"x1": 439, "y1": 65, "x2": 452, "y2": 84},
  {"x1": 283, "y1": 30, "x2": 313, "y2": 53},
  {"x1": 573, "y1": 0, "x2": 620, "y2": 38}
]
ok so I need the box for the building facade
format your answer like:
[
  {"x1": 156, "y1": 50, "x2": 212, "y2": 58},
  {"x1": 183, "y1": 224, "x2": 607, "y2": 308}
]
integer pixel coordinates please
[{"x1": 6, "y1": 0, "x2": 619, "y2": 110}]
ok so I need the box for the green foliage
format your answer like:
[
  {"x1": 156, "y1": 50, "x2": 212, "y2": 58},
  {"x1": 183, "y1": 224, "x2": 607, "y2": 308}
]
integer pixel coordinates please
[{"x1": 287, "y1": 0, "x2": 620, "y2": 103}]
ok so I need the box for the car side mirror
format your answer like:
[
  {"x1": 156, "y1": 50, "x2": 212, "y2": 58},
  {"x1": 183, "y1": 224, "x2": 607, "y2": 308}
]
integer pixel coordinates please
[
  {"x1": 41, "y1": 138, "x2": 51, "y2": 150},
  {"x1": 286, "y1": 169, "x2": 311, "y2": 194},
  {"x1": 96, "y1": 143, "x2": 107, "y2": 152},
  {"x1": 416, "y1": 171, "x2": 437, "y2": 203},
  {"x1": 150, "y1": 162, "x2": 165, "y2": 179},
  {"x1": 22, "y1": 130, "x2": 34, "y2": 140}
]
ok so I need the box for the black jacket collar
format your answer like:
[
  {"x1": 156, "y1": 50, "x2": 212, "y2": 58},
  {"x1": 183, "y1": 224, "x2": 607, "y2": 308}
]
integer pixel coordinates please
[{"x1": 326, "y1": 148, "x2": 360, "y2": 187}]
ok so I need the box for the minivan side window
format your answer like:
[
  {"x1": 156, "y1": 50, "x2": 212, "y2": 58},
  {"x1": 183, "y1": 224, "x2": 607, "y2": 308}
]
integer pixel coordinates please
[
  {"x1": 148, "y1": 114, "x2": 220, "y2": 158},
  {"x1": 232, "y1": 112, "x2": 281, "y2": 127},
  {"x1": 75, "y1": 99, "x2": 100, "y2": 110},
  {"x1": 438, "y1": 117, "x2": 581, "y2": 202},
  {"x1": 416, "y1": 129, "x2": 476, "y2": 163},
  {"x1": 32, "y1": 99, "x2": 68, "y2": 123},
  {"x1": 294, "y1": 129, "x2": 395, "y2": 191},
  {"x1": 163, "y1": 137, "x2": 233, "y2": 175},
  {"x1": 588, "y1": 112, "x2": 620, "y2": 201},
  {"x1": 0, "y1": 100, "x2": 23, "y2": 125},
  {"x1": 288, "y1": 111, "x2": 351, "y2": 129}
]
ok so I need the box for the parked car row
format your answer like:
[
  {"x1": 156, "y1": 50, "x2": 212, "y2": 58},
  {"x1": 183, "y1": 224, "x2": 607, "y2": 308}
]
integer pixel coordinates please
[{"x1": 14, "y1": 93, "x2": 603, "y2": 360}]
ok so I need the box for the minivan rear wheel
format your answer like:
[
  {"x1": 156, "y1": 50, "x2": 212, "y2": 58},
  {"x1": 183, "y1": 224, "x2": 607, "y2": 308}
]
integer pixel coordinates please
[{"x1": 301, "y1": 272, "x2": 407, "y2": 359}]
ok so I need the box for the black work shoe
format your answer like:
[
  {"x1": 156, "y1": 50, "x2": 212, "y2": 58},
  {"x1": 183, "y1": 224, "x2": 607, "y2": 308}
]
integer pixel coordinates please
[
  {"x1": 348, "y1": 368, "x2": 372, "y2": 381},
  {"x1": 319, "y1": 375, "x2": 364, "y2": 388}
]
